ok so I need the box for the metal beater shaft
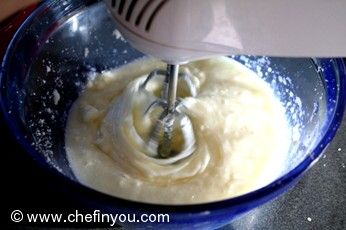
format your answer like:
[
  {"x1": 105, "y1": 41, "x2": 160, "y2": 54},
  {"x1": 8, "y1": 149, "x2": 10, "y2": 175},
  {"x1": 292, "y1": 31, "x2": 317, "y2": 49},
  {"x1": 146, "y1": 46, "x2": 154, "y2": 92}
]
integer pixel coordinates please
[
  {"x1": 158, "y1": 64, "x2": 180, "y2": 158},
  {"x1": 166, "y1": 64, "x2": 179, "y2": 114}
]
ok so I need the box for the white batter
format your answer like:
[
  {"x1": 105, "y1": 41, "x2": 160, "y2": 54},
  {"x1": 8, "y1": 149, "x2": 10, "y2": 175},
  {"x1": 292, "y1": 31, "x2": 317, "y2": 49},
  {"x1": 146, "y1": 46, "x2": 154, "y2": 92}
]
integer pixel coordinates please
[{"x1": 65, "y1": 57, "x2": 290, "y2": 204}]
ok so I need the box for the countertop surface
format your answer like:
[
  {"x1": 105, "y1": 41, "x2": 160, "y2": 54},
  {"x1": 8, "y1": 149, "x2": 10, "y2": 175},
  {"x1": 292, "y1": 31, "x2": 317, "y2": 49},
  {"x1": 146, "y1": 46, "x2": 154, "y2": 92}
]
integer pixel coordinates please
[{"x1": 228, "y1": 115, "x2": 346, "y2": 230}]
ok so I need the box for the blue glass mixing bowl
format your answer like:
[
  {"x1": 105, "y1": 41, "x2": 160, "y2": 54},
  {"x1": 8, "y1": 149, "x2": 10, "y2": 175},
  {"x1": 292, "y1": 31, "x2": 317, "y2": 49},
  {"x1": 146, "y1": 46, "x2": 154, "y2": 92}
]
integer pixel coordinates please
[{"x1": 0, "y1": 0, "x2": 345, "y2": 228}]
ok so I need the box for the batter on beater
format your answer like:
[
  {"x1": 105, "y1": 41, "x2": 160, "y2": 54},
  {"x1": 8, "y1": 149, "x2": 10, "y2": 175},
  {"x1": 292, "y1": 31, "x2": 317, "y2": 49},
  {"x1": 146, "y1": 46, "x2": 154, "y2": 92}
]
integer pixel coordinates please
[{"x1": 65, "y1": 57, "x2": 290, "y2": 204}]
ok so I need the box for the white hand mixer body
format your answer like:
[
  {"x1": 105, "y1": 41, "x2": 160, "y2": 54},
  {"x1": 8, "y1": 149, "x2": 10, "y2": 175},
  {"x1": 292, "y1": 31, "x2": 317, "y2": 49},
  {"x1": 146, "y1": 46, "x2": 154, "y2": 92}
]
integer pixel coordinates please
[
  {"x1": 104, "y1": 0, "x2": 346, "y2": 159},
  {"x1": 106, "y1": 0, "x2": 346, "y2": 64}
]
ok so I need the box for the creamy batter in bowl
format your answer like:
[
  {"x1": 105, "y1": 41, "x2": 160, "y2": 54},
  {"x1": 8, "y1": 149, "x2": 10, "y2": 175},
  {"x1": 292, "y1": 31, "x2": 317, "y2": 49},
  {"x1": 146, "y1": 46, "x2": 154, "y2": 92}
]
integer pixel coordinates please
[
  {"x1": 1, "y1": 0, "x2": 345, "y2": 228},
  {"x1": 65, "y1": 57, "x2": 290, "y2": 204}
]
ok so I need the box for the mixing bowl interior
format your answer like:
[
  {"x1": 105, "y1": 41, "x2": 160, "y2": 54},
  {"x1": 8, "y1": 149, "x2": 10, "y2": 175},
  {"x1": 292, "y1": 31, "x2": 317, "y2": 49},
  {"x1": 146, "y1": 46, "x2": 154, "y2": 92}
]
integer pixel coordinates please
[{"x1": 1, "y1": 0, "x2": 344, "y2": 204}]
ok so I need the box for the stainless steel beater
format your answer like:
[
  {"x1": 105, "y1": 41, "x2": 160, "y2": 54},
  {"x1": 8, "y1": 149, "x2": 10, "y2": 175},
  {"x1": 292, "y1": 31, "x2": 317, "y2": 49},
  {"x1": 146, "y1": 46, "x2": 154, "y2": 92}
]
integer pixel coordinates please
[{"x1": 140, "y1": 64, "x2": 196, "y2": 161}]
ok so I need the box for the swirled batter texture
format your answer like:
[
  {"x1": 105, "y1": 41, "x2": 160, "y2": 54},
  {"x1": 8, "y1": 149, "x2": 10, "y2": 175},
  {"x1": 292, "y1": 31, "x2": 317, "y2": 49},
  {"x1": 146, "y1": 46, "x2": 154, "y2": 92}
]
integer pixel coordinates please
[{"x1": 65, "y1": 57, "x2": 289, "y2": 204}]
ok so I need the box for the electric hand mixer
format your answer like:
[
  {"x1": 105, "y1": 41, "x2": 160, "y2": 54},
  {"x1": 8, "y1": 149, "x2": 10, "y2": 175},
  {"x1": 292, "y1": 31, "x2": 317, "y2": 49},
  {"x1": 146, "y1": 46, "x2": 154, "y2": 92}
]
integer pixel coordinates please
[{"x1": 105, "y1": 0, "x2": 346, "y2": 160}]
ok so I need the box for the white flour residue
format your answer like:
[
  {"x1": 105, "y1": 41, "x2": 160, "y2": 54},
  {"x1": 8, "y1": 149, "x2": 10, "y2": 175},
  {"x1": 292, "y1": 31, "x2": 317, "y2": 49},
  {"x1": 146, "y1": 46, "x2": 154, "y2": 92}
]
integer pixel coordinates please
[
  {"x1": 112, "y1": 29, "x2": 125, "y2": 41},
  {"x1": 84, "y1": 48, "x2": 89, "y2": 58},
  {"x1": 53, "y1": 89, "x2": 61, "y2": 105}
]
